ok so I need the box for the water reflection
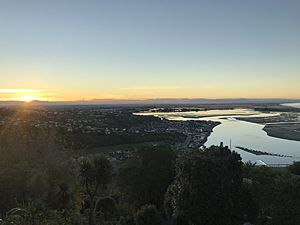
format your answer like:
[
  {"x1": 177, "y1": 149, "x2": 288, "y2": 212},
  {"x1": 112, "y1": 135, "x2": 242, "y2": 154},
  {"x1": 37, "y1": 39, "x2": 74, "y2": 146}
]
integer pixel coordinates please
[{"x1": 136, "y1": 109, "x2": 300, "y2": 165}]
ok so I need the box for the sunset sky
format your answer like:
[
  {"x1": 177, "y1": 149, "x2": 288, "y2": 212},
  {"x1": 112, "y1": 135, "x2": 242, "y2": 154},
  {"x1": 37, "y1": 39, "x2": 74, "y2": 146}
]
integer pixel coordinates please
[{"x1": 0, "y1": 0, "x2": 299, "y2": 101}]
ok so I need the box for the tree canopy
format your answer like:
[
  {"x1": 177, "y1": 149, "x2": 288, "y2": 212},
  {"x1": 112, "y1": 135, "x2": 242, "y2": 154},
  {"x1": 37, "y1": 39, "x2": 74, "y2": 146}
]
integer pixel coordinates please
[{"x1": 165, "y1": 146, "x2": 243, "y2": 225}]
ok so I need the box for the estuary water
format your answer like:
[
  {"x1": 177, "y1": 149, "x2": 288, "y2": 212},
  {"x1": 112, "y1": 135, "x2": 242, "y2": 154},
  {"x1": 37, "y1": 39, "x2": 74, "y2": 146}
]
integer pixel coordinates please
[
  {"x1": 136, "y1": 109, "x2": 300, "y2": 165},
  {"x1": 282, "y1": 103, "x2": 300, "y2": 108}
]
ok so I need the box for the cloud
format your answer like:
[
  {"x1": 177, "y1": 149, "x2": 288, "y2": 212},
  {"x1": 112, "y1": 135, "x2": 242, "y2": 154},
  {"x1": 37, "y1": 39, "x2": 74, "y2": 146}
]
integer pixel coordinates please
[{"x1": 0, "y1": 89, "x2": 40, "y2": 93}]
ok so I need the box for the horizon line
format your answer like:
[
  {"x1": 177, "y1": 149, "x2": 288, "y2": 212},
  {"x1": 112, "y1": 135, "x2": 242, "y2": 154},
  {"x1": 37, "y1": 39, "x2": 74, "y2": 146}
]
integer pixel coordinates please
[{"x1": 0, "y1": 98, "x2": 300, "y2": 106}]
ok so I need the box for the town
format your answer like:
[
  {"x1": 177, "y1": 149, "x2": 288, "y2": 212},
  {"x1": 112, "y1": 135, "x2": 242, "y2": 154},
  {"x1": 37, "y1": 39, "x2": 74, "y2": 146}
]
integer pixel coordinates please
[{"x1": 0, "y1": 106, "x2": 219, "y2": 160}]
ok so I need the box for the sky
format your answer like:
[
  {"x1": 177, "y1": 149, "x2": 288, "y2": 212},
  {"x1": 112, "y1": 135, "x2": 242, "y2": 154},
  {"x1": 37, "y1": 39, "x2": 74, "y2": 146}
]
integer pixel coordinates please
[{"x1": 0, "y1": 0, "x2": 300, "y2": 101}]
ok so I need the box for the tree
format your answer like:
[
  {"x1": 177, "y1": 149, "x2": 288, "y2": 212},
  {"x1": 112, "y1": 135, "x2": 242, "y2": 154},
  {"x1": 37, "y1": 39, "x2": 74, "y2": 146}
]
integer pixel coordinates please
[
  {"x1": 234, "y1": 180, "x2": 259, "y2": 224},
  {"x1": 242, "y1": 164, "x2": 288, "y2": 224},
  {"x1": 48, "y1": 182, "x2": 74, "y2": 211},
  {"x1": 165, "y1": 146, "x2": 243, "y2": 225},
  {"x1": 0, "y1": 128, "x2": 72, "y2": 215},
  {"x1": 79, "y1": 154, "x2": 113, "y2": 225},
  {"x1": 117, "y1": 145, "x2": 176, "y2": 211},
  {"x1": 269, "y1": 176, "x2": 300, "y2": 225}
]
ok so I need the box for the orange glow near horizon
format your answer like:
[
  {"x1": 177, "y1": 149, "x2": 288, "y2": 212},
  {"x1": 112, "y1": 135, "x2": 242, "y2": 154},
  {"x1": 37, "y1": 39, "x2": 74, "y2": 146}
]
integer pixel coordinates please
[
  {"x1": 0, "y1": 89, "x2": 48, "y2": 102},
  {"x1": 0, "y1": 87, "x2": 300, "y2": 102},
  {"x1": 18, "y1": 96, "x2": 41, "y2": 102}
]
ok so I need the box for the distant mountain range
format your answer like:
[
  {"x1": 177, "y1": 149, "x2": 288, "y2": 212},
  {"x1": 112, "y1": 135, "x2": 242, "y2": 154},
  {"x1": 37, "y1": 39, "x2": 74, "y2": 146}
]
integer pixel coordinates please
[{"x1": 1, "y1": 98, "x2": 300, "y2": 106}]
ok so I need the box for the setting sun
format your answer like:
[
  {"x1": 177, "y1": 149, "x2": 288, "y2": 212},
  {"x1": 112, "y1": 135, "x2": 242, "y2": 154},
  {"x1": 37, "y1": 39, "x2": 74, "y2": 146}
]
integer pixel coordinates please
[{"x1": 19, "y1": 96, "x2": 40, "y2": 102}]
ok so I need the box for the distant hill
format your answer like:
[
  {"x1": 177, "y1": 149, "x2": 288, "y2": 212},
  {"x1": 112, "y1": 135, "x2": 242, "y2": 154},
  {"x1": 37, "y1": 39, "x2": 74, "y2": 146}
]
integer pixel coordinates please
[{"x1": 0, "y1": 98, "x2": 300, "y2": 107}]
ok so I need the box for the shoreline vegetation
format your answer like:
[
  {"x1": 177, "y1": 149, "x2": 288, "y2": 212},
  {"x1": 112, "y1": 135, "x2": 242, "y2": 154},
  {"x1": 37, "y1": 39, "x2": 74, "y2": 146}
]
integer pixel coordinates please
[{"x1": 235, "y1": 146, "x2": 292, "y2": 158}]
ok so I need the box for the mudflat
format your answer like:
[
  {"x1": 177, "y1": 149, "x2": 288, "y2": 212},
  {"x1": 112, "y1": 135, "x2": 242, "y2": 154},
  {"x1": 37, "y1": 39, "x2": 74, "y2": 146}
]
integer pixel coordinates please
[{"x1": 263, "y1": 123, "x2": 300, "y2": 142}]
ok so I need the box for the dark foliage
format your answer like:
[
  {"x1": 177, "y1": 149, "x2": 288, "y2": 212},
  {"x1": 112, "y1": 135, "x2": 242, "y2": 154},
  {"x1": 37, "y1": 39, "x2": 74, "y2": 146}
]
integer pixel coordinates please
[
  {"x1": 134, "y1": 205, "x2": 162, "y2": 225},
  {"x1": 269, "y1": 176, "x2": 300, "y2": 225},
  {"x1": 165, "y1": 146, "x2": 243, "y2": 225},
  {"x1": 287, "y1": 161, "x2": 300, "y2": 175},
  {"x1": 117, "y1": 145, "x2": 176, "y2": 211}
]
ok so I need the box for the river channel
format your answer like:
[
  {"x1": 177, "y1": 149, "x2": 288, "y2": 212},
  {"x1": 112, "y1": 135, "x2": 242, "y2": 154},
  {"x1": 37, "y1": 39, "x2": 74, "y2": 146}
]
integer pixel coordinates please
[{"x1": 136, "y1": 108, "x2": 300, "y2": 165}]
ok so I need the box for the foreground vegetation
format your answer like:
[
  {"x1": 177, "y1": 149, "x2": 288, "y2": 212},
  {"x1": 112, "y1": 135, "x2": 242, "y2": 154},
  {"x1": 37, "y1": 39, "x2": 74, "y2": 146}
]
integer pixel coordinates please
[{"x1": 1, "y1": 128, "x2": 300, "y2": 225}]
